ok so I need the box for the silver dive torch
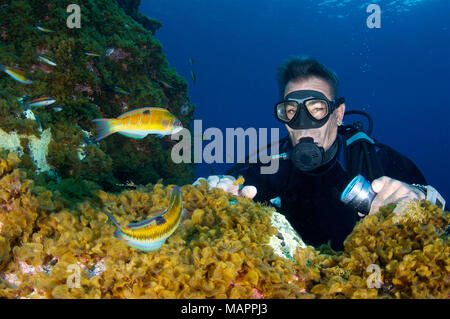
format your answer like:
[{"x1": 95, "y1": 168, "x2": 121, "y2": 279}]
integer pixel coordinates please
[{"x1": 340, "y1": 174, "x2": 376, "y2": 216}]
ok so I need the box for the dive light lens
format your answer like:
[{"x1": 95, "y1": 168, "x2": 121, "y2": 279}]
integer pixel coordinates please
[{"x1": 341, "y1": 174, "x2": 376, "y2": 216}]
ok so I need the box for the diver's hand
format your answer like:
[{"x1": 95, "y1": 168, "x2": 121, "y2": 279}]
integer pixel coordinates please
[
  {"x1": 368, "y1": 176, "x2": 425, "y2": 216},
  {"x1": 192, "y1": 175, "x2": 257, "y2": 199}
]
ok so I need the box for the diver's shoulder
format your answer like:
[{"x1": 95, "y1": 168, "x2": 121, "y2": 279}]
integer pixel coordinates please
[{"x1": 375, "y1": 141, "x2": 426, "y2": 184}]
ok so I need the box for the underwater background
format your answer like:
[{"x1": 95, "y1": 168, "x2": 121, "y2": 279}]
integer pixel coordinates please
[
  {"x1": 0, "y1": 0, "x2": 448, "y2": 299},
  {"x1": 141, "y1": 0, "x2": 450, "y2": 200}
]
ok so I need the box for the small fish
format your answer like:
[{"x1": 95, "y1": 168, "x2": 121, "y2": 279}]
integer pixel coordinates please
[
  {"x1": 108, "y1": 85, "x2": 130, "y2": 95},
  {"x1": 106, "y1": 186, "x2": 185, "y2": 252},
  {"x1": 191, "y1": 71, "x2": 196, "y2": 84},
  {"x1": 52, "y1": 106, "x2": 63, "y2": 112},
  {"x1": 105, "y1": 48, "x2": 115, "y2": 57},
  {"x1": 92, "y1": 107, "x2": 183, "y2": 141},
  {"x1": 115, "y1": 180, "x2": 136, "y2": 188},
  {"x1": 180, "y1": 104, "x2": 190, "y2": 116},
  {"x1": 158, "y1": 80, "x2": 173, "y2": 89},
  {"x1": 36, "y1": 26, "x2": 54, "y2": 33},
  {"x1": 17, "y1": 95, "x2": 31, "y2": 103},
  {"x1": 85, "y1": 52, "x2": 102, "y2": 57},
  {"x1": 24, "y1": 96, "x2": 56, "y2": 107},
  {"x1": 0, "y1": 65, "x2": 33, "y2": 84},
  {"x1": 36, "y1": 54, "x2": 57, "y2": 66}
]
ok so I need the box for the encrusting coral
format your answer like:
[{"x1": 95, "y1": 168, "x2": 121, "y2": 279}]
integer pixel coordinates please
[{"x1": 0, "y1": 150, "x2": 448, "y2": 299}]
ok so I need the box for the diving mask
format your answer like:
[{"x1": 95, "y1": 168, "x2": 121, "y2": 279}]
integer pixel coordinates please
[{"x1": 275, "y1": 90, "x2": 345, "y2": 129}]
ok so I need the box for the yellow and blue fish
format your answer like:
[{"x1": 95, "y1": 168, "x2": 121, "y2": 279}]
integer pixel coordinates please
[
  {"x1": 36, "y1": 26, "x2": 55, "y2": 33},
  {"x1": 108, "y1": 85, "x2": 130, "y2": 95},
  {"x1": 92, "y1": 107, "x2": 183, "y2": 141},
  {"x1": 0, "y1": 65, "x2": 33, "y2": 84},
  {"x1": 36, "y1": 54, "x2": 57, "y2": 66},
  {"x1": 158, "y1": 80, "x2": 173, "y2": 89},
  {"x1": 85, "y1": 52, "x2": 102, "y2": 57},
  {"x1": 106, "y1": 186, "x2": 185, "y2": 252}
]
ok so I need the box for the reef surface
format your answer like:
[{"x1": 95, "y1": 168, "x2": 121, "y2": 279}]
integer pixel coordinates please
[
  {"x1": 0, "y1": 151, "x2": 448, "y2": 299},
  {"x1": 0, "y1": 0, "x2": 194, "y2": 199}
]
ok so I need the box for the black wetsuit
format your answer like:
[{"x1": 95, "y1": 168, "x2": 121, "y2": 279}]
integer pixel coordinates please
[{"x1": 233, "y1": 136, "x2": 427, "y2": 251}]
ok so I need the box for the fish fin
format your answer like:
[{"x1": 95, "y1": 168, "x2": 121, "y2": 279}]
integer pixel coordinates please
[
  {"x1": 92, "y1": 118, "x2": 116, "y2": 141},
  {"x1": 124, "y1": 239, "x2": 166, "y2": 252},
  {"x1": 118, "y1": 132, "x2": 147, "y2": 139},
  {"x1": 113, "y1": 229, "x2": 125, "y2": 240},
  {"x1": 105, "y1": 212, "x2": 120, "y2": 227},
  {"x1": 117, "y1": 107, "x2": 152, "y2": 119},
  {"x1": 106, "y1": 213, "x2": 125, "y2": 239},
  {"x1": 116, "y1": 107, "x2": 169, "y2": 119},
  {"x1": 126, "y1": 210, "x2": 167, "y2": 229},
  {"x1": 179, "y1": 209, "x2": 188, "y2": 230}
]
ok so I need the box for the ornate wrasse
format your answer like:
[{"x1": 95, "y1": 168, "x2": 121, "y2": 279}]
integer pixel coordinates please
[
  {"x1": 0, "y1": 65, "x2": 33, "y2": 84},
  {"x1": 24, "y1": 96, "x2": 56, "y2": 107},
  {"x1": 36, "y1": 26, "x2": 54, "y2": 33},
  {"x1": 92, "y1": 107, "x2": 183, "y2": 141},
  {"x1": 105, "y1": 186, "x2": 184, "y2": 252},
  {"x1": 36, "y1": 54, "x2": 57, "y2": 66}
]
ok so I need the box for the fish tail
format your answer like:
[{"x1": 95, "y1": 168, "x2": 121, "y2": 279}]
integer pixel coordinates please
[
  {"x1": 105, "y1": 212, "x2": 118, "y2": 225},
  {"x1": 92, "y1": 118, "x2": 116, "y2": 141},
  {"x1": 105, "y1": 213, "x2": 124, "y2": 239}
]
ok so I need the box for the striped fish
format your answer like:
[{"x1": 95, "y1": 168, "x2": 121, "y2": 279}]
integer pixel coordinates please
[
  {"x1": 85, "y1": 52, "x2": 102, "y2": 57},
  {"x1": 92, "y1": 107, "x2": 183, "y2": 141},
  {"x1": 106, "y1": 186, "x2": 185, "y2": 252},
  {"x1": 0, "y1": 65, "x2": 33, "y2": 84},
  {"x1": 24, "y1": 96, "x2": 56, "y2": 107},
  {"x1": 108, "y1": 85, "x2": 130, "y2": 95},
  {"x1": 36, "y1": 54, "x2": 57, "y2": 66},
  {"x1": 158, "y1": 80, "x2": 173, "y2": 89},
  {"x1": 36, "y1": 26, "x2": 54, "y2": 33}
]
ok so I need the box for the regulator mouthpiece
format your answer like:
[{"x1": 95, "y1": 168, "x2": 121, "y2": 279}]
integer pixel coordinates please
[{"x1": 340, "y1": 174, "x2": 376, "y2": 216}]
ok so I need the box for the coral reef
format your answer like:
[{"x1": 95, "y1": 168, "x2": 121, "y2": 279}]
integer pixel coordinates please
[
  {"x1": 0, "y1": 2, "x2": 448, "y2": 299},
  {"x1": 295, "y1": 201, "x2": 449, "y2": 299},
  {"x1": 0, "y1": 151, "x2": 447, "y2": 299},
  {"x1": 0, "y1": 0, "x2": 195, "y2": 200}
]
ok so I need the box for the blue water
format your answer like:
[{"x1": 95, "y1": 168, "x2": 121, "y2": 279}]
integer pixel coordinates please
[{"x1": 140, "y1": 0, "x2": 450, "y2": 200}]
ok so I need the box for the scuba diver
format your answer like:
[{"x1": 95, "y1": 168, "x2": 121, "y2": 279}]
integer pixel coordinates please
[{"x1": 195, "y1": 56, "x2": 446, "y2": 251}]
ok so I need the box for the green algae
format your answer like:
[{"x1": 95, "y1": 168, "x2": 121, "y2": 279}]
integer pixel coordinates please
[{"x1": 0, "y1": 0, "x2": 194, "y2": 202}]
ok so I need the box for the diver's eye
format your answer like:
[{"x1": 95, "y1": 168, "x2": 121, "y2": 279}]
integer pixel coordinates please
[
  {"x1": 305, "y1": 99, "x2": 328, "y2": 120},
  {"x1": 286, "y1": 108, "x2": 296, "y2": 115},
  {"x1": 285, "y1": 105, "x2": 297, "y2": 120}
]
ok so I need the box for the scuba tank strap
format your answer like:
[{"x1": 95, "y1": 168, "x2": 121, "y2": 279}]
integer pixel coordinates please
[{"x1": 339, "y1": 111, "x2": 385, "y2": 182}]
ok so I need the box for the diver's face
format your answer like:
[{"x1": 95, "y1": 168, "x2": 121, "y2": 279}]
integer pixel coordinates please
[{"x1": 284, "y1": 77, "x2": 345, "y2": 151}]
